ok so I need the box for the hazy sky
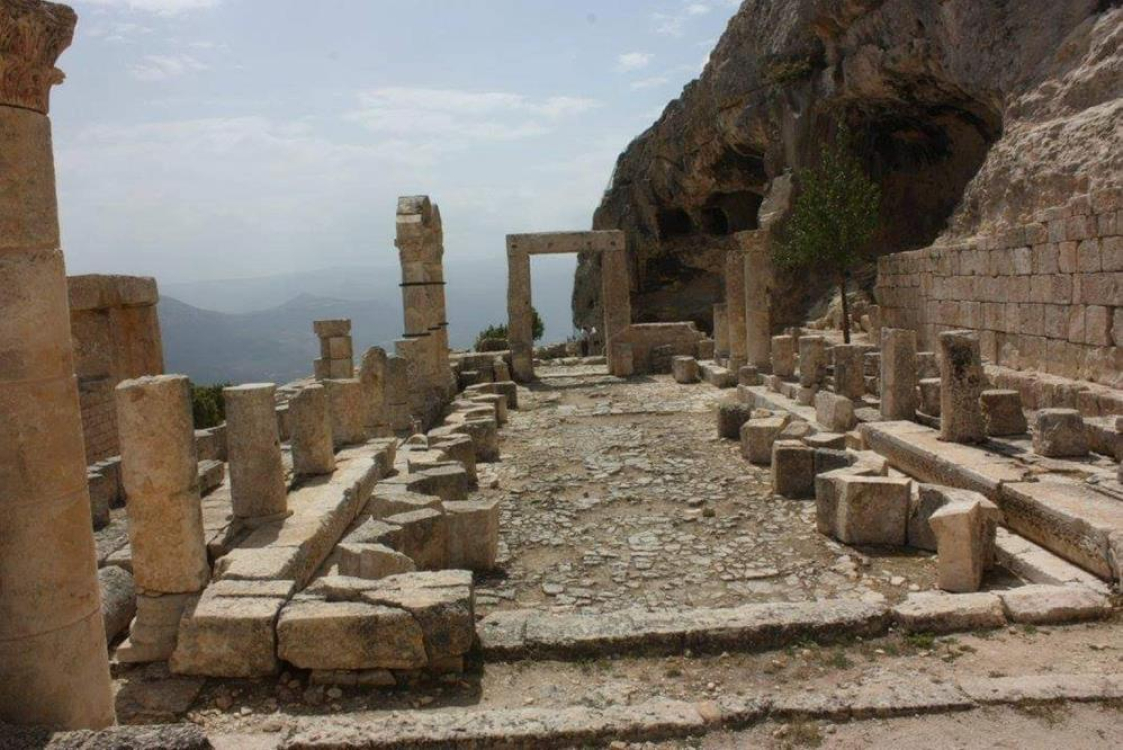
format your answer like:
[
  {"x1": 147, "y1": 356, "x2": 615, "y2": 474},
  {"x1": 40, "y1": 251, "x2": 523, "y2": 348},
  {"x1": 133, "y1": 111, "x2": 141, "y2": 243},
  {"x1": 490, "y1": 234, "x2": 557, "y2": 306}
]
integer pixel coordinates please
[{"x1": 53, "y1": 0, "x2": 739, "y2": 298}]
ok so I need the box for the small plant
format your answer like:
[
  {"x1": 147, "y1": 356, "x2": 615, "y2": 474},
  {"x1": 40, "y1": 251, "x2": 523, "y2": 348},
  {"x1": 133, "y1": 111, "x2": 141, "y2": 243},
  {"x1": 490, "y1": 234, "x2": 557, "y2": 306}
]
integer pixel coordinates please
[
  {"x1": 904, "y1": 632, "x2": 937, "y2": 651},
  {"x1": 774, "y1": 125, "x2": 881, "y2": 343},
  {"x1": 190, "y1": 382, "x2": 229, "y2": 429},
  {"x1": 474, "y1": 307, "x2": 544, "y2": 350}
]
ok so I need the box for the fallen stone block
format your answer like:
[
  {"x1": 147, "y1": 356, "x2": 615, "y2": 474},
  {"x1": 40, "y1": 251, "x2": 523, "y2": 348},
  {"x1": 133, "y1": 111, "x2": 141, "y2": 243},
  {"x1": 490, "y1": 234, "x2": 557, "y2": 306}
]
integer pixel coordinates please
[
  {"x1": 833, "y1": 475, "x2": 911, "y2": 546},
  {"x1": 738, "y1": 365, "x2": 762, "y2": 386},
  {"x1": 700, "y1": 362, "x2": 736, "y2": 388},
  {"x1": 909, "y1": 484, "x2": 991, "y2": 553},
  {"x1": 418, "y1": 463, "x2": 471, "y2": 503},
  {"x1": 771, "y1": 440, "x2": 815, "y2": 499},
  {"x1": 803, "y1": 432, "x2": 847, "y2": 450},
  {"x1": 929, "y1": 495, "x2": 1002, "y2": 593},
  {"x1": 778, "y1": 420, "x2": 815, "y2": 442},
  {"x1": 815, "y1": 391, "x2": 855, "y2": 432},
  {"x1": 384, "y1": 508, "x2": 449, "y2": 570},
  {"x1": 336, "y1": 542, "x2": 417, "y2": 579},
  {"x1": 892, "y1": 591, "x2": 1006, "y2": 634},
  {"x1": 741, "y1": 415, "x2": 790, "y2": 465},
  {"x1": 1032, "y1": 408, "x2": 1088, "y2": 457},
  {"x1": 445, "y1": 499, "x2": 500, "y2": 571},
  {"x1": 997, "y1": 584, "x2": 1111, "y2": 625},
  {"x1": 981, "y1": 389, "x2": 1028, "y2": 436},
  {"x1": 672, "y1": 356, "x2": 699, "y2": 384},
  {"x1": 717, "y1": 398, "x2": 754, "y2": 439},
  {"x1": 277, "y1": 599, "x2": 428, "y2": 671},
  {"x1": 170, "y1": 594, "x2": 285, "y2": 677},
  {"x1": 98, "y1": 565, "x2": 136, "y2": 644},
  {"x1": 814, "y1": 465, "x2": 878, "y2": 537}
]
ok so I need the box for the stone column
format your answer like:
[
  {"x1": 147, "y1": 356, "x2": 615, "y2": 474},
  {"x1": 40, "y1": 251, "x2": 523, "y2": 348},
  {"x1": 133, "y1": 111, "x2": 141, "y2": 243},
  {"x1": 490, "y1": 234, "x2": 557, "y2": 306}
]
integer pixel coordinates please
[
  {"x1": 358, "y1": 346, "x2": 388, "y2": 436},
  {"x1": 832, "y1": 344, "x2": 865, "y2": 400},
  {"x1": 325, "y1": 377, "x2": 367, "y2": 447},
  {"x1": 713, "y1": 303, "x2": 729, "y2": 359},
  {"x1": 938, "y1": 330, "x2": 986, "y2": 443},
  {"x1": 114, "y1": 374, "x2": 209, "y2": 662},
  {"x1": 0, "y1": 2, "x2": 115, "y2": 729},
  {"x1": 224, "y1": 383, "x2": 288, "y2": 520},
  {"x1": 506, "y1": 245, "x2": 534, "y2": 381},
  {"x1": 770, "y1": 335, "x2": 795, "y2": 378},
  {"x1": 798, "y1": 335, "x2": 826, "y2": 387},
  {"x1": 880, "y1": 328, "x2": 918, "y2": 421},
  {"x1": 740, "y1": 230, "x2": 773, "y2": 371},
  {"x1": 313, "y1": 319, "x2": 353, "y2": 380},
  {"x1": 385, "y1": 354, "x2": 413, "y2": 431},
  {"x1": 290, "y1": 384, "x2": 335, "y2": 477},
  {"x1": 601, "y1": 237, "x2": 632, "y2": 376},
  {"x1": 725, "y1": 247, "x2": 747, "y2": 369}
]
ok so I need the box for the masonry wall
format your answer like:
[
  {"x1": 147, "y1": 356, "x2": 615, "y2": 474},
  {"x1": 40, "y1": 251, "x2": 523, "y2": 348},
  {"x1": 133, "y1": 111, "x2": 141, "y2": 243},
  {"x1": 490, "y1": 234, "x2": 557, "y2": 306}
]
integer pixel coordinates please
[
  {"x1": 69, "y1": 275, "x2": 164, "y2": 463},
  {"x1": 877, "y1": 187, "x2": 1121, "y2": 393},
  {"x1": 615, "y1": 322, "x2": 705, "y2": 374}
]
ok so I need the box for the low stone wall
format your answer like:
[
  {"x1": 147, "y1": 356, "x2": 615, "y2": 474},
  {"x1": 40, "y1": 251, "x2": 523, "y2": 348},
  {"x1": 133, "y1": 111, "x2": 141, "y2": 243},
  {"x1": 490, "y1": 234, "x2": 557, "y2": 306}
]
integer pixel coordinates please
[
  {"x1": 615, "y1": 322, "x2": 706, "y2": 374},
  {"x1": 877, "y1": 187, "x2": 1121, "y2": 393}
]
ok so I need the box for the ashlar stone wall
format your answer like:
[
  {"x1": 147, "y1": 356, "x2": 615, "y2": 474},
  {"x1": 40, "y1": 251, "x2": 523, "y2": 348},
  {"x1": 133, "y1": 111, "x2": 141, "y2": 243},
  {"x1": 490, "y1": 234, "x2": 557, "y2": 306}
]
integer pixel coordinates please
[{"x1": 877, "y1": 187, "x2": 1121, "y2": 392}]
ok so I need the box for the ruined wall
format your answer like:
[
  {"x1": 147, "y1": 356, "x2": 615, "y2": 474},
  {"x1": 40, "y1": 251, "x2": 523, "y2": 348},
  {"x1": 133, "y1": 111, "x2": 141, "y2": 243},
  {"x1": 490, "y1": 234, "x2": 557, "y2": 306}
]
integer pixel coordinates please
[
  {"x1": 577, "y1": 0, "x2": 1120, "y2": 348},
  {"x1": 69, "y1": 275, "x2": 164, "y2": 462},
  {"x1": 615, "y1": 323, "x2": 706, "y2": 374}
]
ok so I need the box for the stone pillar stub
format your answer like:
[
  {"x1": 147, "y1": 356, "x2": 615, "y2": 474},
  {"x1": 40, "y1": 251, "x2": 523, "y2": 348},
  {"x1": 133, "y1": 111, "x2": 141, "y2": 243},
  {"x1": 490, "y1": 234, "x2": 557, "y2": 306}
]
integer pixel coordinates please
[
  {"x1": 290, "y1": 384, "x2": 336, "y2": 477},
  {"x1": 798, "y1": 335, "x2": 826, "y2": 387},
  {"x1": 358, "y1": 346, "x2": 388, "y2": 435},
  {"x1": 506, "y1": 247, "x2": 534, "y2": 382},
  {"x1": 832, "y1": 344, "x2": 866, "y2": 400},
  {"x1": 224, "y1": 383, "x2": 288, "y2": 519},
  {"x1": 880, "y1": 328, "x2": 918, "y2": 421},
  {"x1": 600, "y1": 239, "x2": 631, "y2": 377},
  {"x1": 325, "y1": 377, "x2": 367, "y2": 448},
  {"x1": 115, "y1": 375, "x2": 209, "y2": 593},
  {"x1": 771, "y1": 335, "x2": 795, "y2": 378},
  {"x1": 938, "y1": 330, "x2": 986, "y2": 444},
  {"x1": 713, "y1": 303, "x2": 729, "y2": 359}
]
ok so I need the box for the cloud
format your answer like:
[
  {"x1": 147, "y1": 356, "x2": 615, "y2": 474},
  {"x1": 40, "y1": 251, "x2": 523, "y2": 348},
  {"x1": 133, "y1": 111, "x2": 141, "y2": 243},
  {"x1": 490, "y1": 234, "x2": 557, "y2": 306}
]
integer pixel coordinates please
[
  {"x1": 616, "y1": 52, "x2": 653, "y2": 72},
  {"x1": 130, "y1": 52, "x2": 208, "y2": 81},
  {"x1": 84, "y1": 20, "x2": 154, "y2": 43},
  {"x1": 78, "y1": 0, "x2": 222, "y2": 14},
  {"x1": 630, "y1": 76, "x2": 670, "y2": 91},
  {"x1": 652, "y1": 1, "x2": 714, "y2": 36},
  {"x1": 349, "y1": 87, "x2": 599, "y2": 143}
]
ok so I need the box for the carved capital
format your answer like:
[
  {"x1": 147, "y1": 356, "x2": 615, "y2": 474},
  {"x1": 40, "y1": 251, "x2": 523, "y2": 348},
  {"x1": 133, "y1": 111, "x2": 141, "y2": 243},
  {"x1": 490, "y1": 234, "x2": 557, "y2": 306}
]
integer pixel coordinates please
[{"x1": 0, "y1": 0, "x2": 76, "y2": 113}]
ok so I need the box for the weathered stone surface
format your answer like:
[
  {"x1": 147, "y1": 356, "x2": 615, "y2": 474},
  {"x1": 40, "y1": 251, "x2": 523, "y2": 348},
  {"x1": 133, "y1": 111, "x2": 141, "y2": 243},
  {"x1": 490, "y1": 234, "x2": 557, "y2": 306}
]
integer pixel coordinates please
[
  {"x1": 445, "y1": 499, "x2": 500, "y2": 571},
  {"x1": 716, "y1": 398, "x2": 753, "y2": 440},
  {"x1": 277, "y1": 599, "x2": 428, "y2": 670},
  {"x1": 336, "y1": 543, "x2": 417, "y2": 580},
  {"x1": 770, "y1": 335, "x2": 795, "y2": 379},
  {"x1": 814, "y1": 391, "x2": 855, "y2": 433},
  {"x1": 290, "y1": 384, "x2": 336, "y2": 477},
  {"x1": 324, "y1": 378, "x2": 367, "y2": 448},
  {"x1": 892, "y1": 592, "x2": 1006, "y2": 633},
  {"x1": 358, "y1": 571, "x2": 475, "y2": 662},
  {"x1": 224, "y1": 383, "x2": 288, "y2": 520},
  {"x1": 797, "y1": 336, "x2": 826, "y2": 387},
  {"x1": 997, "y1": 584, "x2": 1110, "y2": 625},
  {"x1": 771, "y1": 440, "x2": 815, "y2": 499},
  {"x1": 918, "y1": 378, "x2": 941, "y2": 416},
  {"x1": 929, "y1": 495, "x2": 1002, "y2": 592},
  {"x1": 833, "y1": 475, "x2": 911, "y2": 546},
  {"x1": 980, "y1": 389, "x2": 1028, "y2": 436},
  {"x1": 740, "y1": 415, "x2": 790, "y2": 465},
  {"x1": 97, "y1": 565, "x2": 135, "y2": 644},
  {"x1": 832, "y1": 345, "x2": 866, "y2": 400},
  {"x1": 384, "y1": 508, "x2": 448, "y2": 570},
  {"x1": 939, "y1": 331, "x2": 986, "y2": 444},
  {"x1": 170, "y1": 594, "x2": 284, "y2": 677},
  {"x1": 879, "y1": 328, "x2": 918, "y2": 421},
  {"x1": 672, "y1": 356, "x2": 699, "y2": 384},
  {"x1": 1032, "y1": 408, "x2": 1089, "y2": 457}
]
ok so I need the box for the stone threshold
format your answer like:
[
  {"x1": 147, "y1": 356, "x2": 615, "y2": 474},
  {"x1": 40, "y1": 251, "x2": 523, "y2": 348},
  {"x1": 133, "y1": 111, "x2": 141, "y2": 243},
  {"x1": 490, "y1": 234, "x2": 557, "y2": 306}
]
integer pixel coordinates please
[
  {"x1": 477, "y1": 584, "x2": 1111, "y2": 663},
  {"x1": 272, "y1": 671, "x2": 1123, "y2": 749}
]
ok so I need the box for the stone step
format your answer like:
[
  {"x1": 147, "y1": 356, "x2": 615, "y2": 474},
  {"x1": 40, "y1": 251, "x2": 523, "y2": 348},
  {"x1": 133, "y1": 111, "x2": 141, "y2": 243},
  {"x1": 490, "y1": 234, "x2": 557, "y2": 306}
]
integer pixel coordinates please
[
  {"x1": 698, "y1": 361, "x2": 736, "y2": 388},
  {"x1": 274, "y1": 672, "x2": 1123, "y2": 749}
]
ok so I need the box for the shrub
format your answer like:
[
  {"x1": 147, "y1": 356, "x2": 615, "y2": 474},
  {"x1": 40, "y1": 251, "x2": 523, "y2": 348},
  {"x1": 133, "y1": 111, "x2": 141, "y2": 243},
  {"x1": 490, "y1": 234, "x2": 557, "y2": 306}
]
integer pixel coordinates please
[
  {"x1": 474, "y1": 307, "x2": 544, "y2": 350},
  {"x1": 191, "y1": 382, "x2": 229, "y2": 429}
]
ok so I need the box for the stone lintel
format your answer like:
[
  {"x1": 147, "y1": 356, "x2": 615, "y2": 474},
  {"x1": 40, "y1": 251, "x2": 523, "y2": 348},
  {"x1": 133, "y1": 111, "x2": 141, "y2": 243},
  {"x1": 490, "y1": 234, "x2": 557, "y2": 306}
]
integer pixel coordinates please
[{"x1": 506, "y1": 230, "x2": 625, "y2": 256}]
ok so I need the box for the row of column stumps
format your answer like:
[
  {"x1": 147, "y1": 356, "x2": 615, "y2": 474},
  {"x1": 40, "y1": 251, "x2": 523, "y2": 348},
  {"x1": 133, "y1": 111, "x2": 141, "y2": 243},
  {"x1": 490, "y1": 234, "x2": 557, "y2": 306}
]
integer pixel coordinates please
[{"x1": 0, "y1": 0, "x2": 116, "y2": 728}]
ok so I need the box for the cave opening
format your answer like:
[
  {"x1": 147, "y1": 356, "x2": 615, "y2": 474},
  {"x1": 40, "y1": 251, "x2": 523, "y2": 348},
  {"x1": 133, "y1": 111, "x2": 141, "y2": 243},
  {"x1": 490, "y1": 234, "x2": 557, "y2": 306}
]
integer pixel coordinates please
[
  {"x1": 702, "y1": 191, "x2": 763, "y2": 235},
  {"x1": 656, "y1": 208, "x2": 694, "y2": 239}
]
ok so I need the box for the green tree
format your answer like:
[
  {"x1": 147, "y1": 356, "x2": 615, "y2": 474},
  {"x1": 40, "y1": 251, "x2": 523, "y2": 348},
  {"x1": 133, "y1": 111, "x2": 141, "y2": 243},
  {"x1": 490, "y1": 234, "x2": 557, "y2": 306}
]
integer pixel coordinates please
[
  {"x1": 190, "y1": 382, "x2": 229, "y2": 429},
  {"x1": 474, "y1": 307, "x2": 545, "y2": 350},
  {"x1": 774, "y1": 126, "x2": 880, "y2": 343}
]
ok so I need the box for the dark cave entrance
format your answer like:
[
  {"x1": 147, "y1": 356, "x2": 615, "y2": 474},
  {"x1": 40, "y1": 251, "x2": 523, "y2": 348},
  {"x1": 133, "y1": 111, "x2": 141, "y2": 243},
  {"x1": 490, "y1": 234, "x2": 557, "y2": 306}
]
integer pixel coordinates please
[
  {"x1": 656, "y1": 208, "x2": 695, "y2": 240},
  {"x1": 701, "y1": 191, "x2": 763, "y2": 235}
]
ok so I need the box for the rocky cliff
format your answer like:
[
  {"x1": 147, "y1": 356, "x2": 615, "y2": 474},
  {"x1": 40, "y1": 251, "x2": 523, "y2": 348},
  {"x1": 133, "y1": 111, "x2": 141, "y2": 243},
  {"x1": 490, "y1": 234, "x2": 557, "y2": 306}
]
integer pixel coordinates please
[{"x1": 575, "y1": 0, "x2": 1121, "y2": 333}]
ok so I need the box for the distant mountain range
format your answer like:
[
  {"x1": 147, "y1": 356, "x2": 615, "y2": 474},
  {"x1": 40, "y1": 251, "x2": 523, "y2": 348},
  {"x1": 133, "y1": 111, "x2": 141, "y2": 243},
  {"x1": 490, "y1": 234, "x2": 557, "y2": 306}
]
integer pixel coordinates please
[{"x1": 158, "y1": 262, "x2": 579, "y2": 385}]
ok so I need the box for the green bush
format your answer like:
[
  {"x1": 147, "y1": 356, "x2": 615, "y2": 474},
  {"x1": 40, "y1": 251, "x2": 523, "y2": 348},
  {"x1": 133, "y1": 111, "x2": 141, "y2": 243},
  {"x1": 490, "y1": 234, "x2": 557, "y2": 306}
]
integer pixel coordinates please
[
  {"x1": 191, "y1": 382, "x2": 229, "y2": 429},
  {"x1": 474, "y1": 307, "x2": 544, "y2": 350}
]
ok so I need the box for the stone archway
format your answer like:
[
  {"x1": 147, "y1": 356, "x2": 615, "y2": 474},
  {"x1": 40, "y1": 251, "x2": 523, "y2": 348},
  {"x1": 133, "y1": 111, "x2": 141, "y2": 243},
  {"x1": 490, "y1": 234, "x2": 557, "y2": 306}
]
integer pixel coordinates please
[{"x1": 505, "y1": 231, "x2": 629, "y2": 382}]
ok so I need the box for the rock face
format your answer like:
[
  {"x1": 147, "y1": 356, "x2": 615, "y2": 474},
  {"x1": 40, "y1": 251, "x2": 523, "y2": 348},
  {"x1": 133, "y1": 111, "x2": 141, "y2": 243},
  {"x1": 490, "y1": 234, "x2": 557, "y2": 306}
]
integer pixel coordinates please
[{"x1": 576, "y1": 0, "x2": 1120, "y2": 335}]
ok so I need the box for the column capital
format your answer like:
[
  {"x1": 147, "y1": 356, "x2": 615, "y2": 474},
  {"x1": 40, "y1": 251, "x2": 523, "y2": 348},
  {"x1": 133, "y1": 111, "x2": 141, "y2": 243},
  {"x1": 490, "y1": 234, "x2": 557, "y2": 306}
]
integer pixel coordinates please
[{"x1": 0, "y1": 0, "x2": 76, "y2": 113}]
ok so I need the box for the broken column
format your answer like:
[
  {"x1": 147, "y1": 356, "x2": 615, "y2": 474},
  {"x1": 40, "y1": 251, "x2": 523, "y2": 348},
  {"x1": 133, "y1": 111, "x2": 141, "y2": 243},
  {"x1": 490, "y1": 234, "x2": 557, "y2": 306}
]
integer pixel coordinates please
[
  {"x1": 114, "y1": 375, "x2": 210, "y2": 662},
  {"x1": 740, "y1": 230, "x2": 773, "y2": 371},
  {"x1": 938, "y1": 330, "x2": 986, "y2": 444},
  {"x1": 832, "y1": 344, "x2": 865, "y2": 400},
  {"x1": 0, "y1": 2, "x2": 115, "y2": 728},
  {"x1": 770, "y1": 335, "x2": 795, "y2": 378},
  {"x1": 358, "y1": 346, "x2": 388, "y2": 437},
  {"x1": 325, "y1": 378, "x2": 367, "y2": 448},
  {"x1": 725, "y1": 248, "x2": 747, "y2": 369},
  {"x1": 879, "y1": 328, "x2": 918, "y2": 421},
  {"x1": 313, "y1": 319, "x2": 353, "y2": 380},
  {"x1": 929, "y1": 494, "x2": 1002, "y2": 593},
  {"x1": 713, "y1": 303, "x2": 729, "y2": 360},
  {"x1": 290, "y1": 384, "x2": 336, "y2": 477},
  {"x1": 798, "y1": 335, "x2": 826, "y2": 387},
  {"x1": 224, "y1": 383, "x2": 288, "y2": 521},
  {"x1": 385, "y1": 354, "x2": 413, "y2": 431}
]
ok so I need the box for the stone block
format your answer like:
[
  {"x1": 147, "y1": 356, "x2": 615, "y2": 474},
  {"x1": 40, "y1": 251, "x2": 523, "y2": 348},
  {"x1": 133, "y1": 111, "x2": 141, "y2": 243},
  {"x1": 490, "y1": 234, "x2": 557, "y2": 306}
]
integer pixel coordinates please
[
  {"x1": 277, "y1": 599, "x2": 428, "y2": 670},
  {"x1": 770, "y1": 335, "x2": 795, "y2": 378},
  {"x1": 929, "y1": 496, "x2": 1002, "y2": 593},
  {"x1": 444, "y1": 499, "x2": 500, "y2": 571},
  {"x1": 980, "y1": 389, "x2": 1027, "y2": 436},
  {"x1": 492, "y1": 380, "x2": 519, "y2": 409},
  {"x1": 313, "y1": 319, "x2": 351, "y2": 338},
  {"x1": 672, "y1": 356, "x2": 699, "y2": 384},
  {"x1": 918, "y1": 378, "x2": 941, "y2": 416},
  {"x1": 832, "y1": 345, "x2": 866, "y2": 399},
  {"x1": 997, "y1": 584, "x2": 1110, "y2": 625},
  {"x1": 815, "y1": 391, "x2": 855, "y2": 432},
  {"x1": 327, "y1": 336, "x2": 352, "y2": 359},
  {"x1": 383, "y1": 508, "x2": 449, "y2": 570},
  {"x1": 419, "y1": 464, "x2": 470, "y2": 503},
  {"x1": 87, "y1": 469, "x2": 112, "y2": 530},
  {"x1": 771, "y1": 440, "x2": 815, "y2": 499},
  {"x1": 740, "y1": 415, "x2": 790, "y2": 465},
  {"x1": 833, "y1": 475, "x2": 911, "y2": 546},
  {"x1": 716, "y1": 398, "x2": 754, "y2": 439},
  {"x1": 357, "y1": 571, "x2": 476, "y2": 662},
  {"x1": 98, "y1": 566, "x2": 136, "y2": 645},
  {"x1": 939, "y1": 330, "x2": 986, "y2": 444},
  {"x1": 1032, "y1": 408, "x2": 1088, "y2": 457},
  {"x1": 336, "y1": 543, "x2": 417, "y2": 580},
  {"x1": 892, "y1": 592, "x2": 1006, "y2": 634},
  {"x1": 738, "y1": 365, "x2": 762, "y2": 386},
  {"x1": 778, "y1": 420, "x2": 815, "y2": 442},
  {"x1": 170, "y1": 594, "x2": 285, "y2": 677},
  {"x1": 798, "y1": 336, "x2": 826, "y2": 387}
]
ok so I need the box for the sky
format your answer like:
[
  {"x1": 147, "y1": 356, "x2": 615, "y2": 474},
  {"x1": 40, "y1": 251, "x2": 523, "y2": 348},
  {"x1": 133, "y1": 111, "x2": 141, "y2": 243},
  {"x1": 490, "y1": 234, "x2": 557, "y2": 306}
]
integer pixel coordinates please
[{"x1": 52, "y1": 0, "x2": 740, "y2": 328}]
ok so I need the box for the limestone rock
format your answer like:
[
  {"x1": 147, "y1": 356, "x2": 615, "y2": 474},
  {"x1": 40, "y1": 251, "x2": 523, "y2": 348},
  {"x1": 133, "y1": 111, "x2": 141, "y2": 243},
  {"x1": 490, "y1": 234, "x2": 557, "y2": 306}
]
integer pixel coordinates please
[{"x1": 1032, "y1": 409, "x2": 1089, "y2": 457}]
